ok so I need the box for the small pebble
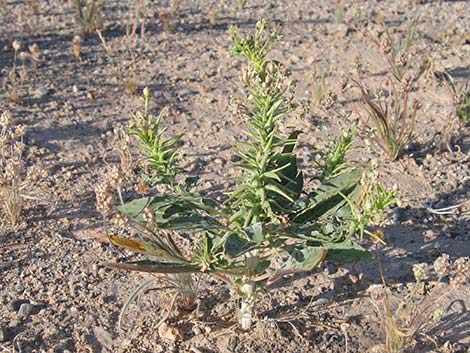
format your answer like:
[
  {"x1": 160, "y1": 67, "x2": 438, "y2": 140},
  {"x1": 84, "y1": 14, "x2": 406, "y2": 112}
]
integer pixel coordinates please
[{"x1": 17, "y1": 303, "x2": 34, "y2": 318}]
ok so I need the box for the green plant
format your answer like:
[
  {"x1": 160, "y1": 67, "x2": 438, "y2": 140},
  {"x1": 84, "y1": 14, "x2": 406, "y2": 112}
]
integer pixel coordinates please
[
  {"x1": 310, "y1": 64, "x2": 327, "y2": 108},
  {"x1": 73, "y1": 0, "x2": 100, "y2": 39},
  {"x1": 312, "y1": 130, "x2": 354, "y2": 181},
  {"x1": 0, "y1": 111, "x2": 47, "y2": 226},
  {"x1": 95, "y1": 20, "x2": 394, "y2": 330},
  {"x1": 369, "y1": 254, "x2": 470, "y2": 353},
  {"x1": 350, "y1": 75, "x2": 421, "y2": 160},
  {"x1": 333, "y1": 0, "x2": 346, "y2": 23},
  {"x1": 235, "y1": 0, "x2": 246, "y2": 10},
  {"x1": 450, "y1": 81, "x2": 470, "y2": 127},
  {"x1": 129, "y1": 87, "x2": 182, "y2": 186}
]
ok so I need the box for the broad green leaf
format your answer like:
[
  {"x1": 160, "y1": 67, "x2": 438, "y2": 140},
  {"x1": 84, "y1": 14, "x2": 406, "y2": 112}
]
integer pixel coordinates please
[
  {"x1": 224, "y1": 232, "x2": 258, "y2": 258},
  {"x1": 282, "y1": 245, "x2": 327, "y2": 271},
  {"x1": 293, "y1": 170, "x2": 362, "y2": 223},
  {"x1": 324, "y1": 239, "x2": 373, "y2": 263}
]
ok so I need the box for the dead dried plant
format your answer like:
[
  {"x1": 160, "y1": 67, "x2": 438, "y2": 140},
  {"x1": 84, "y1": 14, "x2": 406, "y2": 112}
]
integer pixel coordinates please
[
  {"x1": 96, "y1": 30, "x2": 140, "y2": 94},
  {"x1": 130, "y1": 0, "x2": 149, "y2": 39},
  {"x1": 72, "y1": 0, "x2": 101, "y2": 39},
  {"x1": 310, "y1": 64, "x2": 328, "y2": 109},
  {"x1": 368, "y1": 254, "x2": 470, "y2": 353},
  {"x1": 3, "y1": 41, "x2": 26, "y2": 104},
  {"x1": 0, "y1": 111, "x2": 48, "y2": 226}
]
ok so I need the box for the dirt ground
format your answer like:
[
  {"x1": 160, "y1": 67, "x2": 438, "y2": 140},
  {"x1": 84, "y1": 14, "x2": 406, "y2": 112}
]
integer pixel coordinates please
[{"x1": 1, "y1": 0, "x2": 470, "y2": 352}]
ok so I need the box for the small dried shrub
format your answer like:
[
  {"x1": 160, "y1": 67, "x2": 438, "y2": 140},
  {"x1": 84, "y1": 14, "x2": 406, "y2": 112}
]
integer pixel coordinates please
[
  {"x1": 72, "y1": 0, "x2": 101, "y2": 39},
  {"x1": 2, "y1": 41, "x2": 40, "y2": 104},
  {"x1": 76, "y1": 0, "x2": 99, "y2": 34},
  {"x1": 310, "y1": 64, "x2": 328, "y2": 109},
  {"x1": 0, "y1": 111, "x2": 47, "y2": 226},
  {"x1": 369, "y1": 254, "x2": 470, "y2": 353}
]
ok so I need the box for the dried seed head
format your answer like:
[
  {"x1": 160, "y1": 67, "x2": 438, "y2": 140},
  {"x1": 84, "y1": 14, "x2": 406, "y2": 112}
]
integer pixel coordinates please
[
  {"x1": 135, "y1": 180, "x2": 150, "y2": 194},
  {"x1": 322, "y1": 91, "x2": 337, "y2": 110},
  {"x1": 339, "y1": 77, "x2": 349, "y2": 93},
  {"x1": 95, "y1": 182, "x2": 114, "y2": 216},
  {"x1": 28, "y1": 44, "x2": 40, "y2": 61},
  {"x1": 112, "y1": 213, "x2": 129, "y2": 228},
  {"x1": 142, "y1": 208, "x2": 155, "y2": 223},
  {"x1": 11, "y1": 141, "x2": 25, "y2": 156},
  {"x1": 12, "y1": 40, "x2": 21, "y2": 51},
  {"x1": 452, "y1": 257, "x2": 470, "y2": 286},
  {"x1": 26, "y1": 165, "x2": 47, "y2": 184},
  {"x1": 395, "y1": 50, "x2": 408, "y2": 67},
  {"x1": 354, "y1": 55, "x2": 363, "y2": 72},
  {"x1": 143, "y1": 86, "x2": 150, "y2": 100},
  {"x1": 374, "y1": 87, "x2": 385, "y2": 99},
  {"x1": 367, "y1": 284, "x2": 384, "y2": 302},
  {"x1": 452, "y1": 93, "x2": 462, "y2": 106},
  {"x1": 433, "y1": 254, "x2": 451, "y2": 277},
  {"x1": 113, "y1": 125, "x2": 131, "y2": 152},
  {"x1": 401, "y1": 73, "x2": 413, "y2": 94},
  {"x1": 14, "y1": 124, "x2": 27, "y2": 139},
  {"x1": 18, "y1": 52, "x2": 29, "y2": 61},
  {"x1": 412, "y1": 263, "x2": 428, "y2": 281},
  {"x1": 72, "y1": 35, "x2": 82, "y2": 45},
  {"x1": 413, "y1": 99, "x2": 422, "y2": 111},
  {"x1": 4, "y1": 161, "x2": 20, "y2": 182},
  {"x1": 379, "y1": 36, "x2": 392, "y2": 55},
  {"x1": 1, "y1": 111, "x2": 12, "y2": 128},
  {"x1": 108, "y1": 165, "x2": 124, "y2": 189}
]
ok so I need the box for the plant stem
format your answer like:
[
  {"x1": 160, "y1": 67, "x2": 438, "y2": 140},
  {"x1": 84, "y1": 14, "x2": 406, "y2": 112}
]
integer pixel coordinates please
[{"x1": 240, "y1": 280, "x2": 256, "y2": 330}]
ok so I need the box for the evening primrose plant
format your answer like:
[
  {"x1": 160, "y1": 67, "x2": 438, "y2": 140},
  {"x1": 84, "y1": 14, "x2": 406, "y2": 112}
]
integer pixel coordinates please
[{"x1": 96, "y1": 20, "x2": 394, "y2": 330}]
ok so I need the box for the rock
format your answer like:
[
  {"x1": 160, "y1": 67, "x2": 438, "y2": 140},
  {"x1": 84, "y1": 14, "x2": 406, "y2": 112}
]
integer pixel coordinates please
[
  {"x1": 17, "y1": 303, "x2": 34, "y2": 318},
  {"x1": 15, "y1": 284, "x2": 25, "y2": 293},
  {"x1": 178, "y1": 88, "x2": 193, "y2": 97},
  {"x1": 328, "y1": 23, "x2": 350, "y2": 38},
  {"x1": 158, "y1": 322, "x2": 181, "y2": 342},
  {"x1": 7, "y1": 299, "x2": 28, "y2": 312},
  {"x1": 0, "y1": 326, "x2": 10, "y2": 342},
  {"x1": 33, "y1": 86, "x2": 49, "y2": 99},
  {"x1": 313, "y1": 298, "x2": 330, "y2": 306},
  {"x1": 227, "y1": 336, "x2": 238, "y2": 352},
  {"x1": 93, "y1": 326, "x2": 113, "y2": 350}
]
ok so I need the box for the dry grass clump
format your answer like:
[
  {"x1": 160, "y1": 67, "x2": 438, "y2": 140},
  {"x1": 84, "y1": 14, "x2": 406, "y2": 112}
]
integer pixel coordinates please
[
  {"x1": 2, "y1": 40, "x2": 42, "y2": 104},
  {"x1": 368, "y1": 254, "x2": 470, "y2": 353},
  {"x1": 72, "y1": 0, "x2": 101, "y2": 39},
  {"x1": 0, "y1": 111, "x2": 47, "y2": 226}
]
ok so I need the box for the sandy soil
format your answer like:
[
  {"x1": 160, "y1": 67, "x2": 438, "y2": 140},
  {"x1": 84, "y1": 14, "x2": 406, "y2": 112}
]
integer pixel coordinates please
[{"x1": 1, "y1": 0, "x2": 469, "y2": 352}]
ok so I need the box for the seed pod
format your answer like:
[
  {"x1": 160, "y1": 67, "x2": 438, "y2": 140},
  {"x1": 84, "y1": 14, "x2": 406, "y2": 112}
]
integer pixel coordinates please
[
  {"x1": 142, "y1": 208, "x2": 155, "y2": 223},
  {"x1": 412, "y1": 263, "x2": 428, "y2": 281},
  {"x1": 95, "y1": 182, "x2": 114, "y2": 216},
  {"x1": 433, "y1": 254, "x2": 451, "y2": 277},
  {"x1": 379, "y1": 36, "x2": 392, "y2": 55}
]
